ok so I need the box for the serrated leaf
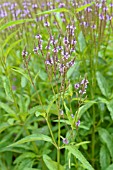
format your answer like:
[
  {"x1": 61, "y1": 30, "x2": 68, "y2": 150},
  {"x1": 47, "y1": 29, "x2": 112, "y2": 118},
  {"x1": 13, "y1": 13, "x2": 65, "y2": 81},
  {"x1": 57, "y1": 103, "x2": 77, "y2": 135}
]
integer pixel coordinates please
[
  {"x1": 78, "y1": 31, "x2": 86, "y2": 52},
  {"x1": 2, "y1": 30, "x2": 19, "y2": 48},
  {"x1": 0, "y1": 123, "x2": 10, "y2": 133},
  {"x1": 106, "y1": 164, "x2": 113, "y2": 170},
  {"x1": 7, "y1": 118, "x2": 15, "y2": 125},
  {"x1": 106, "y1": 99, "x2": 113, "y2": 120},
  {"x1": 12, "y1": 67, "x2": 31, "y2": 83},
  {"x1": 4, "y1": 39, "x2": 22, "y2": 58},
  {"x1": 67, "y1": 62, "x2": 78, "y2": 79},
  {"x1": 96, "y1": 71, "x2": 110, "y2": 98},
  {"x1": 0, "y1": 102, "x2": 15, "y2": 114},
  {"x1": 23, "y1": 168, "x2": 40, "y2": 170},
  {"x1": 14, "y1": 152, "x2": 36, "y2": 164},
  {"x1": 100, "y1": 145, "x2": 110, "y2": 170},
  {"x1": 7, "y1": 134, "x2": 53, "y2": 147},
  {"x1": 21, "y1": 76, "x2": 28, "y2": 88},
  {"x1": 65, "y1": 145, "x2": 94, "y2": 170},
  {"x1": 78, "y1": 101, "x2": 96, "y2": 118},
  {"x1": 43, "y1": 154, "x2": 64, "y2": 170},
  {"x1": 3, "y1": 77, "x2": 13, "y2": 102},
  {"x1": 64, "y1": 102, "x2": 72, "y2": 126},
  {"x1": 98, "y1": 128, "x2": 113, "y2": 161}
]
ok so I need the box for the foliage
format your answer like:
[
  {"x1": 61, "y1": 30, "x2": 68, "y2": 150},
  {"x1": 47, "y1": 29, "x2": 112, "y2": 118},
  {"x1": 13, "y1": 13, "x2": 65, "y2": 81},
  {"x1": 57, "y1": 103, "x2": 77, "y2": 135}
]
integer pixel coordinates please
[{"x1": 0, "y1": 0, "x2": 113, "y2": 170}]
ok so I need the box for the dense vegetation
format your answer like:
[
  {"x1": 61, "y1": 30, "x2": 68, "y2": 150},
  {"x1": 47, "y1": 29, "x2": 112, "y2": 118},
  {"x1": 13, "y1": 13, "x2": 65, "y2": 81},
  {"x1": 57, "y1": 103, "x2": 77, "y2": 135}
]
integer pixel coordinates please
[{"x1": 0, "y1": 0, "x2": 113, "y2": 170}]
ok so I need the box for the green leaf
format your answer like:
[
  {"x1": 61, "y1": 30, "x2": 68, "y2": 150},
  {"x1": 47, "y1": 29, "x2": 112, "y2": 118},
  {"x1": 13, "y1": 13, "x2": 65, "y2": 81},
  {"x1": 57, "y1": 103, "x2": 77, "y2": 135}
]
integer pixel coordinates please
[
  {"x1": 106, "y1": 99, "x2": 113, "y2": 120},
  {"x1": 3, "y1": 77, "x2": 13, "y2": 102},
  {"x1": 14, "y1": 152, "x2": 36, "y2": 164},
  {"x1": 78, "y1": 101, "x2": 96, "y2": 118},
  {"x1": 0, "y1": 123, "x2": 10, "y2": 133},
  {"x1": 0, "y1": 102, "x2": 15, "y2": 114},
  {"x1": 67, "y1": 62, "x2": 79, "y2": 79},
  {"x1": 24, "y1": 169, "x2": 40, "y2": 170},
  {"x1": 2, "y1": 30, "x2": 19, "y2": 48},
  {"x1": 43, "y1": 154, "x2": 64, "y2": 170},
  {"x1": 4, "y1": 39, "x2": 22, "y2": 57},
  {"x1": 65, "y1": 145, "x2": 94, "y2": 170},
  {"x1": 7, "y1": 134, "x2": 53, "y2": 147},
  {"x1": 21, "y1": 76, "x2": 28, "y2": 88},
  {"x1": 12, "y1": 67, "x2": 31, "y2": 83},
  {"x1": 78, "y1": 31, "x2": 86, "y2": 52},
  {"x1": 106, "y1": 164, "x2": 113, "y2": 170},
  {"x1": 98, "y1": 128, "x2": 113, "y2": 161},
  {"x1": 64, "y1": 102, "x2": 72, "y2": 126},
  {"x1": 0, "y1": 19, "x2": 34, "y2": 31},
  {"x1": 100, "y1": 145, "x2": 110, "y2": 170},
  {"x1": 76, "y1": 2, "x2": 95, "y2": 12},
  {"x1": 96, "y1": 71, "x2": 110, "y2": 98},
  {"x1": 36, "y1": 8, "x2": 69, "y2": 16}
]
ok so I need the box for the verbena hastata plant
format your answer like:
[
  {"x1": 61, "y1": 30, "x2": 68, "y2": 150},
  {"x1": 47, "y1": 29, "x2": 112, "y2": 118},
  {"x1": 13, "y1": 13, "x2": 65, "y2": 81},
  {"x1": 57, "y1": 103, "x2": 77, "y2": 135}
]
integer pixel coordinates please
[
  {"x1": 0, "y1": 0, "x2": 113, "y2": 170},
  {"x1": 21, "y1": 18, "x2": 91, "y2": 170}
]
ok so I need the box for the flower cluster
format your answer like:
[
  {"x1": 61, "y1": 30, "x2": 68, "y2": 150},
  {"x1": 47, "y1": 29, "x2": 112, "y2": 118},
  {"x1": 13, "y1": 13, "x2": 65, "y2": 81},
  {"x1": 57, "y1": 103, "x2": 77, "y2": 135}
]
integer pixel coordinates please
[
  {"x1": 74, "y1": 78, "x2": 89, "y2": 95},
  {"x1": 33, "y1": 24, "x2": 77, "y2": 77}
]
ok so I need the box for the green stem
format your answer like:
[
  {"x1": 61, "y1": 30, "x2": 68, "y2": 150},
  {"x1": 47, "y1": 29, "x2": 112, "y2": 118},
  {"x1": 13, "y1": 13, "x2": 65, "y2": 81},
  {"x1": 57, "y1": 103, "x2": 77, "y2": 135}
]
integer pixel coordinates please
[
  {"x1": 46, "y1": 117, "x2": 57, "y2": 148},
  {"x1": 57, "y1": 113, "x2": 61, "y2": 170}
]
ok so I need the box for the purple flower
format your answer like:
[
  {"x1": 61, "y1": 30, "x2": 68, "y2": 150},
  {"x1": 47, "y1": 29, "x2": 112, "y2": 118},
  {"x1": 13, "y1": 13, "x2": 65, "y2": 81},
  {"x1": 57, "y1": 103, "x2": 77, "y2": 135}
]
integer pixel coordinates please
[
  {"x1": 103, "y1": 7, "x2": 108, "y2": 11},
  {"x1": 33, "y1": 47, "x2": 38, "y2": 53},
  {"x1": 74, "y1": 83, "x2": 80, "y2": 89},
  {"x1": 60, "y1": 110, "x2": 64, "y2": 116},
  {"x1": 91, "y1": 24, "x2": 96, "y2": 29},
  {"x1": 63, "y1": 138, "x2": 69, "y2": 144},
  {"x1": 12, "y1": 85, "x2": 16, "y2": 91},
  {"x1": 79, "y1": 89, "x2": 86, "y2": 94},
  {"x1": 71, "y1": 114, "x2": 74, "y2": 118},
  {"x1": 76, "y1": 120, "x2": 80, "y2": 127},
  {"x1": 22, "y1": 49, "x2": 28, "y2": 57},
  {"x1": 59, "y1": 3, "x2": 65, "y2": 8},
  {"x1": 63, "y1": 37, "x2": 69, "y2": 45},
  {"x1": 45, "y1": 58, "x2": 53, "y2": 65},
  {"x1": 44, "y1": 21, "x2": 50, "y2": 27},
  {"x1": 35, "y1": 34, "x2": 42, "y2": 39},
  {"x1": 99, "y1": 14, "x2": 104, "y2": 20},
  {"x1": 32, "y1": 4, "x2": 38, "y2": 9}
]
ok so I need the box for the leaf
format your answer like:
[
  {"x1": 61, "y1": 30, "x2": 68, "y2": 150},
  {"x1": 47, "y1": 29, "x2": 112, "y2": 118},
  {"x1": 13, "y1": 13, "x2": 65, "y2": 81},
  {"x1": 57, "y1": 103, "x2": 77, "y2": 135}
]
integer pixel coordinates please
[
  {"x1": 98, "y1": 128, "x2": 113, "y2": 161},
  {"x1": 0, "y1": 123, "x2": 10, "y2": 133},
  {"x1": 12, "y1": 67, "x2": 31, "y2": 83},
  {"x1": 100, "y1": 145, "x2": 110, "y2": 170},
  {"x1": 106, "y1": 99, "x2": 113, "y2": 120},
  {"x1": 67, "y1": 62, "x2": 79, "y2": 79},
  {"x1": 106, "y1": 164, "x2": 113, "y2": 170},
  {"x1": 0, "y1": 102, "x2": 15, "y2": 114},
  {"x1": 78, "y1": 101, "x2": 96, "y2": 118},
  {"x1": 0, "y1": 19, "x2": 34, "y2": 31},
  {"x1": 2, "y1": 30, "x2": 19, "y2": 48},
  {"x1": 76, "y1": 2, "x2": 95, "y2": 12},
  {"x1": 3, "y1": 77, "x2": 13, "y2": 102},
  {"x1": 21, "y1": 76, "x2": 28, "y2": 88},
  {"x1": 64, "y1": 102, "x2": 72, "y2": 126},
  {"x1": 65, "y1": 145, "x2": 94, "y2": 170},
  {"x1": 24, "y1": 169, "x2": 40, "y2": 170},
  {"x1": 4, "y1": 39, "x2": 22, "y2": 57},
  {"x1": 96, "y1": 71, "x2": 110, "y2": 98},
  {"x1": 36, "y1": 8, "x2": 69, "y2": 16},
  {"x1": 43, "y1": 154, "x2": 64, "y2": 170},
  {"x1": 14, "y1": 152, "x2": 36, "y2": 164},
  {"x1": 78, "y1": 31, "x2": 86, "y2": 52},
  {"x1": 7, "y1": 134, "x2": 53, "y2": 147}
]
